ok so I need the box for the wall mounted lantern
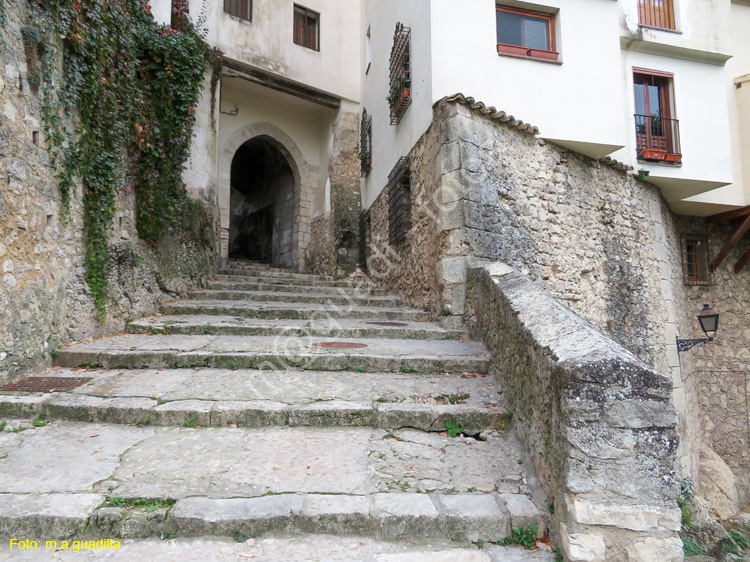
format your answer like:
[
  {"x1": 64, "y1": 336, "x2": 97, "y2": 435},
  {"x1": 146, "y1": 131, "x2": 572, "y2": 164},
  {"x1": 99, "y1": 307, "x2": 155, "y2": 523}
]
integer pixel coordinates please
[{"x1": 676, "y1": 304, "x2": 719, "y2": 353}]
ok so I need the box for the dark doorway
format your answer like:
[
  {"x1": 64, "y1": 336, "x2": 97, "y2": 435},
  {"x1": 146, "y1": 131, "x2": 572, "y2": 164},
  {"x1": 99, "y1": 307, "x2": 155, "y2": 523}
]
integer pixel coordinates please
[{"x1": 229, "y1": 137, "x2": 296, "y2": 267}]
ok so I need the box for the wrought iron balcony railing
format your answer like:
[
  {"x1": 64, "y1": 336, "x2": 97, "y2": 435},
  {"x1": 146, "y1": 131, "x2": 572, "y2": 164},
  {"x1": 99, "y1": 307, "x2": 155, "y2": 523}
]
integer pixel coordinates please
[{"x1": 635, "y1": 114, "x2": 681, "y2": 162}]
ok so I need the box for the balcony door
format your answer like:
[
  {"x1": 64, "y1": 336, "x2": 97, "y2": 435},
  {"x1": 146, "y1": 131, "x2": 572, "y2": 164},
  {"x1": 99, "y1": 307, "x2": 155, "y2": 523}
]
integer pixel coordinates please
[{"x1": 634, "y1": 71, "x2": 677, "y2": 155}]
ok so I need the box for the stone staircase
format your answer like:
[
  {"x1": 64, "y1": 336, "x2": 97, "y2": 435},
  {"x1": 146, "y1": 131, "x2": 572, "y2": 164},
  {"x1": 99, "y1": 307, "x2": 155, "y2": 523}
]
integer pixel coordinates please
[{"x1": 0, "y1": 260, "x2": 553, "y2": 560}]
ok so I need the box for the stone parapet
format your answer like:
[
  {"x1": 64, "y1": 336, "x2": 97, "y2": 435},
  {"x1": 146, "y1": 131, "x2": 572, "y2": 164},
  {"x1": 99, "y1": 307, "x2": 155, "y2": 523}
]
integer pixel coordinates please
[{"x1": 467, "y1": 262, "x2": 682, "y2": 562}]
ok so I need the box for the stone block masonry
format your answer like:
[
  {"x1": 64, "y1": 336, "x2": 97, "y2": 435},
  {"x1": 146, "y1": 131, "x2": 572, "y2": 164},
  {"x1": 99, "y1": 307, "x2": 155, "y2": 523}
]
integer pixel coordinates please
[
  {"x1": 0, "y1": 0, "x2": 217, "y2": 382},
  {"x1": 467, "y1": 262, "x2": 682, "y2": 562},
  {"x1": 363, "y1": 95, "x2": 750, "y2": 514}
]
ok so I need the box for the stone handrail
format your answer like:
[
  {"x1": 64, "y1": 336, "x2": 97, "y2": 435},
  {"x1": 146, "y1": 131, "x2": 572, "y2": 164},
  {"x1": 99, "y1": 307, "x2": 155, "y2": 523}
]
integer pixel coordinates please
[{"x1": 466, "y1": 262, "x2": 684, "y2": 562}]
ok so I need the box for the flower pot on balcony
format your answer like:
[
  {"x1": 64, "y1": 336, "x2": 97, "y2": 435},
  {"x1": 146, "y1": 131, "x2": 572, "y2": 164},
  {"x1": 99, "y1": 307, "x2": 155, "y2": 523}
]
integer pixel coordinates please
[
  {"x1": 497, "y1": 43, "x2": 529, "y2": 56},
  {"x1": 664, "y1": 153, "x2": 682, "y2": 163},
  {"x1": 365, "y1": 157, "x2": 372, "y2": 167},
  {"x1": 642, "y1": 149, "x2": 667, "y2": 161},
  {"x1": 528, "y1": 49, "x2": 559, "y2": 61},
  {"x1": 401, "y1": 88, "x2": 410, "y2": 100}
]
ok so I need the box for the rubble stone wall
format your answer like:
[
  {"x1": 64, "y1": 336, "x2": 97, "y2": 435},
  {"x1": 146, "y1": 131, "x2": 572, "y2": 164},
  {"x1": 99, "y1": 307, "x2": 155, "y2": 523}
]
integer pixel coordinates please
[{"x1": 307, "y1": 213, "x2": 336, "y2": 276}]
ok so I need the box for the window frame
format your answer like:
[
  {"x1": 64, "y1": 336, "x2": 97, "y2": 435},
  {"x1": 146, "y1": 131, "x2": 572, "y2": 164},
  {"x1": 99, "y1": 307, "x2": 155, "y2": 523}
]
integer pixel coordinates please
[
  {"x1": 293, "y1": 4, "x2": 320, "y2": 52},
  {"x1": 633, "y1": 68, "x2": 681, "y2": 162},
  {"x1": 681, "y1": 235, "x2": 713, "y2": 286},
  {"x1": 496, "y1": 5, "x2": 559, "y2": 62},
  {"x1": 637, "y1": 0, "x2": 676, "y2": 31},
  {"x1": 223, "y1": 0, "x2": 253, "y2": 22}
]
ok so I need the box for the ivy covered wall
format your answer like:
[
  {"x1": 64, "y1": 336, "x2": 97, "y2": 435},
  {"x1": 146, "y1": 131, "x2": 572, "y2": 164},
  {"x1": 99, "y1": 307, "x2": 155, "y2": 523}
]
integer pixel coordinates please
[{"x1": 0, "y1": 0, "x2": 219, "y2": 381}]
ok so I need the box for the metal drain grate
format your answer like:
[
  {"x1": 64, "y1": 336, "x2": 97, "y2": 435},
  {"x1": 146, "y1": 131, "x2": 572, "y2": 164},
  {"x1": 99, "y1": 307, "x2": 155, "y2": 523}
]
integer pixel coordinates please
[
  {"x1": 366, "y1": 321, "x2": 407, "y2": 327},
  {"x1": 0, "y1": 376, "x2": 93, "y2": 393},
  {"x1": 313, "y1": 342, "x2": 368, "y2": 349}
]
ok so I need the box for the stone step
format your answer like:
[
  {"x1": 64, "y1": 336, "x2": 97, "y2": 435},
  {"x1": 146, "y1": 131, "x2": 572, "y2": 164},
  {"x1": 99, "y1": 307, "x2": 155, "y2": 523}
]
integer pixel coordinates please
[
  {"x1": 213, "y1": 273, "x2": 379, "y2": 288},
  {"x1": 160, "y1": 300, "x2": 431, "y2": 322},
  {"x1": 208, "y1": 280, "x2": 390, "y2": 296},
  {"x1": 0, "y1": 536, "x2": 556, "y2": 561},
  {"x1": 126, "y1": 315, "x2": 463, "y2": 340},
  {"x1": 0, "y1": 367, "x2": 507, "y2": 431},
  {"x1": 53, "y1": 335, "x2": 491, "y2": 373},
  {"x1": 186, "y1": 290, "x2": 403, "y2": 308},
  {"x1": 0, "y1": 422, "x2": 545, "y2": 542},
  {"x1": 219, "y1": 268, "x2": 333, "y2": 281}
]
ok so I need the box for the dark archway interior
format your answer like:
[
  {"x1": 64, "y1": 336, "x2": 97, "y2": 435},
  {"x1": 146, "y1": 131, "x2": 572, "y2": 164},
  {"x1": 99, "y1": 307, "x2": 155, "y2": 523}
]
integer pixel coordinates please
[{"x1": 229, "y1": 138, "x2": 295, "y2": 267}]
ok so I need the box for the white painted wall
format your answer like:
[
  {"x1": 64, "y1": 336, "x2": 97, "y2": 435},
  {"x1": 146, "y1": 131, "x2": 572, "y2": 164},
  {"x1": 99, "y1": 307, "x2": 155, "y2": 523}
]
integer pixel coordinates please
[
  {"x1": 684, "y1": 1, "x2": 750, "y2": 212},
  {"x1": 430, "y1": 0, "x2": 628, "y2": 160},
  {"x1": 183, "y1": 74, "x2": 219, "y2": 200},
  {"x1": 610, "y1": 51, "x2": 734, "y2": 205},
  {"x1": 218, "y1": 79, "x2": 335, "y2": 186},
  {"x1": 360, "y1": 0, "x2": 434, "y2": 209},
  {"x1": 619, "y1": 0, "x2": 732, "y2": 61},
  {"x1": 203, "y1": 0, "x2": 360, "y2": 103}
]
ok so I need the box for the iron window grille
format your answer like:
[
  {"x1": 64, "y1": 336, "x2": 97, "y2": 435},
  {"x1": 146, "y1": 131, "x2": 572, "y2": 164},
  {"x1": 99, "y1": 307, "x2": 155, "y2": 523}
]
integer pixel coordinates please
[
  {"x1": 224, "y1": 0, "x2": 252, "y2": 22},
  {"x1": 359, "y1": 208, "x2": 371, "y2": 271},
  {"x1": 388, "y1": 23, "x2": 411, "y2": 125},
  {"x1": 360, "y1": 109, "x2": 372, "y2": 178},
  {"x1": 294, "y1": 5, "x2": 320, "y2": 51},
  {"x1": 388, "y1": 157, "x2": 411, "y2": 246},
  {"x1": 681, "y1": 235, "x2": 713, "y2": 286}
]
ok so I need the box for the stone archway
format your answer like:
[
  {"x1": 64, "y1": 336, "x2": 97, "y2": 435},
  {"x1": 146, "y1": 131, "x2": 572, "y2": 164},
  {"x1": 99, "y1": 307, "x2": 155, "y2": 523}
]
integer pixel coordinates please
[{"x1": 218, "y1": 123, "x2": 316, "y2": 270}]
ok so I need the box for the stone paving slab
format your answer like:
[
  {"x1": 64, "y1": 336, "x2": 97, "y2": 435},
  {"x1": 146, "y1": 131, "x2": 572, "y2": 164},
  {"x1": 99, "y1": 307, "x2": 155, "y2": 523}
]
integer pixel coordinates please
[
  {"x1": 209, "y1": 280, "x2": 390, "y2": 296},
  {"x1": 0, "y1": 535, "x2": 555, "y2": 561},
  {"x1": 126, "y1": 315, "x2": 463, "y2": 339},
  {"x1": 160, "y1": 300, "x2": 431, "y2": 321},
  {"x1": 213, "y1": 274, "x2": 374, "y2": 288},
  {"x1": 0, "y1": 368, "x2": 507, "y2": 431},
  {"x1": 0, "y1": 423, "x2": 529, "y2": 499},
  {"x1": 54, "y1": 335, "x2": 490, "y2": 373},
  {"x1": 219, "y1": 268, "x2": 333, "y2": 281},
  {"x1": 187, "y1": 290, "x2": 403, "y2": 308}
]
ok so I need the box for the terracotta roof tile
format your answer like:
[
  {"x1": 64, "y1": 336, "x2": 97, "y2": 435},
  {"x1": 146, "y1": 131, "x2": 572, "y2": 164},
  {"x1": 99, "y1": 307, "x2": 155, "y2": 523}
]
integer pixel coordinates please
[{"x1": 443, "y1": 93, "x2": 540, "y2": 135}]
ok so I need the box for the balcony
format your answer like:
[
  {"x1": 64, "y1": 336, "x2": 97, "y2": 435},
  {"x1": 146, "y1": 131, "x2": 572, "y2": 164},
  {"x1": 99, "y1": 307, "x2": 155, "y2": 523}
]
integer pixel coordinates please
[{"x1": 635, "y1": 114, "x2": 681, "y2": 163}]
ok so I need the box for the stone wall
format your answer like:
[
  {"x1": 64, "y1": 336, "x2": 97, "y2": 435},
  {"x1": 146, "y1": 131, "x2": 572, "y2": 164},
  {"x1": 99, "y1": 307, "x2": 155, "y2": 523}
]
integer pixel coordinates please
[
  {"x1": 0, "y1": 0, "x2": 217, "y2": 381},
  {"x1": 467, "y1": 262, "x2": 682, "y2": 562},
  {"x1": 363, "y1": 117, "x2": 446, "y2": 316},
  {"x1": 677, "y1": 217, "x2": 750, "y2": 506},
  {"x1": 328, "y1": 109, "x2": 361, "y2": 275},
  {"x1": 363, "y1": 96, "x2": 750, "y2": 516},
  {"x1": 307, "y1": 213, "x2": 336, "y2": 276}
]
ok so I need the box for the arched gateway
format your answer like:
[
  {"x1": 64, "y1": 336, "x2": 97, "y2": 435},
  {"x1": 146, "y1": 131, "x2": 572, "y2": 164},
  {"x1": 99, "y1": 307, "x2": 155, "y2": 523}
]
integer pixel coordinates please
[{"x1": 218, "y1": 123, "x2": 316, "y2": 270}]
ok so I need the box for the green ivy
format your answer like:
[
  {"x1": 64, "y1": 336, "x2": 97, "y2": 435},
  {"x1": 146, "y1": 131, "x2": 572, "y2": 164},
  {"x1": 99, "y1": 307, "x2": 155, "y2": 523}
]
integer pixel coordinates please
[
  {"x1": 37, "y1": 0, "x2": 220, "y2": 320},
  {"x1": 0, "y1": 0, "x2": 8, "y2": 48}
]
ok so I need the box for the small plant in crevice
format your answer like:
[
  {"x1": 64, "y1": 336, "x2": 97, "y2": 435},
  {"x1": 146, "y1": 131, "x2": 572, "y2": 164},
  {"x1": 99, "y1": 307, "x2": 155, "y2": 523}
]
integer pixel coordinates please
[
  {"x1": 232, "y1": 529, "x2": 248, "y2": 543},
  {"x1": 32, "y1": 413, "x2": 47, "y2": 427},
  {"x1": 444, "y1": 418, "x2": 462, "y2": 438},
  {"x1": 681, "y1": 536, "x2": 705, "y2": 556},
  {"x1": 497, "y1": 525, "x2": 538, "y2": 549}
]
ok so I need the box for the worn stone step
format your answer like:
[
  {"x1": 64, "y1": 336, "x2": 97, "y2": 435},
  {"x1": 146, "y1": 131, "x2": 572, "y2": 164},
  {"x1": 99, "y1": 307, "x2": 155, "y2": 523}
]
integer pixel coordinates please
[
  {"x1": 219, "y1": 268, "x2": 333, "y2": 281},
  {"x1": 53, "y1": 334, "x2": 490, "y2": 373},
  {"x1": 160, "y1": 300, "x2": 431, "y2": 321},
  {"x1": 0, "y1": 367, "x2": 507, "y2": 431},
  {"x1": 0, "y1": 535, "x2": 556, "y2": 561},
  {"x1": 186, "y1": 290, "x2": 403, "y2": 308},
  {"x1": 208, "y1": 280, "x2": 391, "y2": 296},
  {"x1": 213, "y1": 274, "x2": 377, "y2": 289},
  {"x1": 0, "y1": 422, "x2": 545, "y2": 541},
  {"x1": 126, "y1": 315, "x2": 463, "y2": 340}
]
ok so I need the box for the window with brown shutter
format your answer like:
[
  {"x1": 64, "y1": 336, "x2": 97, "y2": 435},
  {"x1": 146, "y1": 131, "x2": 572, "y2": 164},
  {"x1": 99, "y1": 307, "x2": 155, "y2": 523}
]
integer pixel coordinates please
[
  {"x1": 224, "y1": 0, "x2": 252, "y2": 22},
  {"x1": 294, "y1": 5, "x2": 320, "y2": 51},
  {"x1": 638, "y1": 0, "x2": 675, "y2": 30}
]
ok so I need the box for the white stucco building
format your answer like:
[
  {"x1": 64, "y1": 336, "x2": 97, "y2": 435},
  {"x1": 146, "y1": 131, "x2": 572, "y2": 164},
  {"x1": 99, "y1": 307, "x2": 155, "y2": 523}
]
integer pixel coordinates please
[{"x1": 359, "y1": 0, "x2": 750, "y2": 217}]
